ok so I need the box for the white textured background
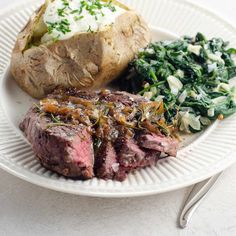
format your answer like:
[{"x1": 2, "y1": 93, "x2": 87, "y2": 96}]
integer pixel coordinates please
[{"x1": 0, "y1": 0, "x2": 236, "y2": 235}]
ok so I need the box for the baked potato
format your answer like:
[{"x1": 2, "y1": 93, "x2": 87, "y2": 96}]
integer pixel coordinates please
[{"x1": 10, "y1": 0, "x2": 151, "y2": 98}]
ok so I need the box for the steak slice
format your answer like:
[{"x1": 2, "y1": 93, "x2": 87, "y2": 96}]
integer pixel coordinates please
[
  {"x1": 115, "y1": 136, "x2": 146, "y2": 168},
  {"x1": 95, "y1": 141, "x2": 118, "y2": 180},
  {"x1": 137, "y1": 132, "x2": 178, "y2": 157},
  {"x1": 20, "y1": 108, "x2": 94, "y2": 179},
  {"x1": 114, "y1": 150, "x2": 161, "y2": 181},
  {"x1": 113, "y1": 136, "x2": 160, "y2": 181},
  {"x1": 95, "y1": 136, "x2": 161, "y2": 181}
]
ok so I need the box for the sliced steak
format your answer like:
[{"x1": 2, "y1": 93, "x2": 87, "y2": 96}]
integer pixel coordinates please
[
  {"x1": 20, "y1": 108, "x2": 94, "y2": 179},
  {"x1": 95, "y1": 141, "x2": 118, "y2": 179},
  {"x1": 115, "y1": 136, "x2": 146, "y2": 168},
  {"x1": 113, "y1": 136, "x2": 160, "y2": 181},
  {"x1": 20, "y1": 88, "x2": 178, "y2": 181},
  {"x1": 114, "y1": 148, "x2": 160, "y2": 181},
  {"x1": 137, "y1": 132, "x2": 178, "y2": 157}
]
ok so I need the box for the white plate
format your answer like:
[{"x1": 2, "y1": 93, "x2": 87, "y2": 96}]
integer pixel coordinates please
[{"x1": 0, "y1": 0, "x2": 236, "y2": 197}]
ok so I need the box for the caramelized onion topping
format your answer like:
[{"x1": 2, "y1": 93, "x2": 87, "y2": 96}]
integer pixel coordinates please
[{"x1": 38, "y1": 90, "x2": 173, "y2": 139}]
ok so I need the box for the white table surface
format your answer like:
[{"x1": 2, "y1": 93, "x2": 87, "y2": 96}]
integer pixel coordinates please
[{"x1": 0, "y1": 0, "x2": 236, "y2": 235}]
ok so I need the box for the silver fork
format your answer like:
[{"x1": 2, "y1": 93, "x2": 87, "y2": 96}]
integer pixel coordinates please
[{"x1": 179, "y1": 172, "x2": 222, "y2": 228}]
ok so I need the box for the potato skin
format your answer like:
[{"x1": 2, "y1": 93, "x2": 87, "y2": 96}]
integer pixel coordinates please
[{"x1": 10, "y1": 5, "x2": 151, "y2": 98}]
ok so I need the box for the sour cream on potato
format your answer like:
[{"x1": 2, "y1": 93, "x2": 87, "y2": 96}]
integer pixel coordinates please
[{"x1": 42, "y1": 0, "x2": 125, "y2": 43}]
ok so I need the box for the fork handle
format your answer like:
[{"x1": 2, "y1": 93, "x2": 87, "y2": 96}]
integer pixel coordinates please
[{"x1": 179, "y1": 172, "x2": 222, "y2": 228}]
